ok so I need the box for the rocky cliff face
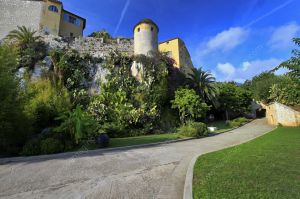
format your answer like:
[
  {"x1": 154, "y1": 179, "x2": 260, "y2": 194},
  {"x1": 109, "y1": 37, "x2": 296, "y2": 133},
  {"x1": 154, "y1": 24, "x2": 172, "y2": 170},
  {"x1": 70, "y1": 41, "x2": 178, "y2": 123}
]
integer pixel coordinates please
[{"x1": 31, "y1": 33, "x2": 134, "y2": 93}]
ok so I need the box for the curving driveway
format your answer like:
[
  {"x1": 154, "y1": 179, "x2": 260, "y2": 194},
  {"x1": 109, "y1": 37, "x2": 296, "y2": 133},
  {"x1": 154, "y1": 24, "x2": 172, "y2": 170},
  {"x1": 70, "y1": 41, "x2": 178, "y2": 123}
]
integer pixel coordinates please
[{"x1": 0, "y1": 119, "x2": 274, "y2": 199}]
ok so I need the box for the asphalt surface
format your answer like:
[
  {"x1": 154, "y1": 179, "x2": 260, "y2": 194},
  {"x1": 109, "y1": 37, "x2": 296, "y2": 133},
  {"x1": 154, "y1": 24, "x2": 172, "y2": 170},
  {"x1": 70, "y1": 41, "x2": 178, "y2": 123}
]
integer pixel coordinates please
[{"x1": 0, "y1": 118, "x2": 274, "y2": 199}]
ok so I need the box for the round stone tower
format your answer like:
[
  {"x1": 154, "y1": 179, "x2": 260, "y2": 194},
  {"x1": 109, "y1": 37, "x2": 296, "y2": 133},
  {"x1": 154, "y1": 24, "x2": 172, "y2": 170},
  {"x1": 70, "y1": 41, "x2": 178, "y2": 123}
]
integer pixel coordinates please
[{"x1": 133, "y1": 19, "x2": 159, "y2": 56}]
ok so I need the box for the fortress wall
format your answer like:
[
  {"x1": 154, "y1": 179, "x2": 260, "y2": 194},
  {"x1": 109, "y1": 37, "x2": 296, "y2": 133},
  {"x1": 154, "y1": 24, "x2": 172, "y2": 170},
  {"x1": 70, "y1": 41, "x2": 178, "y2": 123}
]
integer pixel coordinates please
[{"x1": 0, "y1": 0, "x2": 43, "y2": 39}]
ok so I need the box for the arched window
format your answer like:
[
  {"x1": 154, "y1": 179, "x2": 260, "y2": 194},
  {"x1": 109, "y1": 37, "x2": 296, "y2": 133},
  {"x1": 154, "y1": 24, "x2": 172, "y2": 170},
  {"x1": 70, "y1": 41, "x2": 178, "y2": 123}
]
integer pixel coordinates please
[
  {"x1": 48, "y1": 5, "x2": 58, "y2": 13},
  {"x1": 137, "y1": 27, "x2": 140, "y2": 32},
  {"x1": 151, "y1": 27, "x2": 154, "y2": 31}
]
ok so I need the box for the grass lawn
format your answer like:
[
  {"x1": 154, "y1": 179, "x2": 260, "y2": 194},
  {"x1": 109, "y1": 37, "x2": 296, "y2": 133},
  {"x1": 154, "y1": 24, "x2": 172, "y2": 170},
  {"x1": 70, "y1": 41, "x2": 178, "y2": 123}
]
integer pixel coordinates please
[
  {"x1": 193, "y1": 127, "x2": 300, "y2": 199},
  {"x1": 109, "y1": 133, "x2": 182, "y2": 148}
]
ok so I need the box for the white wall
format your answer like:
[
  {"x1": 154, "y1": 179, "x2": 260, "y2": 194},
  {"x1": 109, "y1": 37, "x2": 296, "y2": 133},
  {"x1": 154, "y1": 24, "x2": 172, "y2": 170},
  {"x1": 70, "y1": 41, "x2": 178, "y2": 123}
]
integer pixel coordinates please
[{"x1": 0, "y1": 0, "x2": 43, "y2": 39}]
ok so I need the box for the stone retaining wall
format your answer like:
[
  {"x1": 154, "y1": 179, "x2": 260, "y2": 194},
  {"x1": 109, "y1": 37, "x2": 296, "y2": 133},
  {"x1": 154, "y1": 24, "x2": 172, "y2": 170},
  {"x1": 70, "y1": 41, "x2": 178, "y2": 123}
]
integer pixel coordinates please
[{"x1": 263, "y1": 102, "x2": 300, "y2": 127}]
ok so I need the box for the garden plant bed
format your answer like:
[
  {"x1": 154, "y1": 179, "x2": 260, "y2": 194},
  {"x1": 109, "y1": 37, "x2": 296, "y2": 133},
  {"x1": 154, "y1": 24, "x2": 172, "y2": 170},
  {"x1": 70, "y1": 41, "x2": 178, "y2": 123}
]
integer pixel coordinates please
[{"x1": 76, "y1": 133, "x2": 185, "y2": 151}]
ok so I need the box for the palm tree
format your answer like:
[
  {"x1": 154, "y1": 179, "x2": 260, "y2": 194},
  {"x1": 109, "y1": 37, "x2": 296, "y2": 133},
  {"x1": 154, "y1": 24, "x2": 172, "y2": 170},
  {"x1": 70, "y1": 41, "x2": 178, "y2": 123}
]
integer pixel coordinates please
[
  {"x1": 6, "y1": 26, "x2": 45, "y2": 72},
  {"x1": 188, "y1": 67, "x2": 219, "y2": 107},
  {"x1": 6, "y1": 26, "x2": 41, "y2": 49}
]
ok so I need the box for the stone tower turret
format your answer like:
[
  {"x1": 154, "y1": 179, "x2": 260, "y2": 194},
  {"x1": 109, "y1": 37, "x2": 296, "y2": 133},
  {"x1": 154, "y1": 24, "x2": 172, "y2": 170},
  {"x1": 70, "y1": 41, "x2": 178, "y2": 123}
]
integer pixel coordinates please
[{"x1": 133, "y1": 19, "x2": 159, "y2": 56}]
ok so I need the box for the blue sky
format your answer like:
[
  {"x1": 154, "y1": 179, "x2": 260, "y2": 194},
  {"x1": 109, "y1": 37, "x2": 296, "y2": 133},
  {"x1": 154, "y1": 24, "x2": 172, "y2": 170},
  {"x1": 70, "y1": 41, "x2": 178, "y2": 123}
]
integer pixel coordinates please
[{"x1": 62, "y1": 0, "x2": 300, "y2": 82}]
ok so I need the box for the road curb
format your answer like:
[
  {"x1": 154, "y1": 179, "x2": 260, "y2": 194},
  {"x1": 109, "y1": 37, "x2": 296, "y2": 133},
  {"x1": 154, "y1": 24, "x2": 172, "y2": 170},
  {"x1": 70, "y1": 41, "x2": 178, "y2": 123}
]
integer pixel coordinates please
[
  {"x1": 0, "y1": 137, "x2": 195, "y2": 164},
  {"x1": 183, "y1": 124, "x2": 276, "y2": 199}
]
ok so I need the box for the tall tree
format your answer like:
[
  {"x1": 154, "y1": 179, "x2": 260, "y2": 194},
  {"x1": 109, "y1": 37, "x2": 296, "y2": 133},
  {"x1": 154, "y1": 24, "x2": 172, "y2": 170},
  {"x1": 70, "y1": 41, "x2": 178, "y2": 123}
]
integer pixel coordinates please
[
  {"x1": 188, "y1": 67, "x2": 219, "y2": 107},
  {"x1": 249, "y1": 72, "x2": 278, "y2": 103},
  {"x1": 218, "y1": 82, "x2": 252, "y2": 120},
  {"x1": 273, "y1": 38, "x2": 300, "y2": 80}
]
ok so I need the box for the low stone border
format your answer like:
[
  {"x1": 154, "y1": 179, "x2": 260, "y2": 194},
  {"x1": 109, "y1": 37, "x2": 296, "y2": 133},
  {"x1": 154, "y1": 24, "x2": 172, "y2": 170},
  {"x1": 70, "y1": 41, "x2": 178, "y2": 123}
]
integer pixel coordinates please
[
  {"x1": 183, "y1": 123, "x2": 276, "y2": 199},
  {"x1": 0, "y1": 137, "x2": 194, "y2": 164}
]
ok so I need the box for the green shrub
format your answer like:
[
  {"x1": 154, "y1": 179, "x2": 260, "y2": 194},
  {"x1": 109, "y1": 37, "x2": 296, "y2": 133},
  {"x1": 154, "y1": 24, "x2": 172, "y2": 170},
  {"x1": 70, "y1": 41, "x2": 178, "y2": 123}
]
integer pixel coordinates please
[
  {"x1": 177, "y1": 122, "x2": 208, "y2": 138},
  {"x1": 228, "y1": 117, "x2": 250, "y2": 128},
  {"x1": 40, "y1": 138, "x2": 64, "y2": 154},
  {"x1": 21, "y1": 139, "x2": 41, "y2": 156},
  {"x1": 0, "y1": 44, "x2": 32, "y2": 155},
  {"x1": 55, "y1": 105, "x2": 99, "y2": 144},
  {"x1": 171, "y1": 88, "x2": 210, "y2": 123},
  {"x1": 228, "y1": 121, "x2": 240, "y2": 128},
  {"x1": 159, "y1": 106, "x2": 180, "y2": 132},
  {"x1": 23, "y1": 79, "x2": 71, "y2": 134},
  {"x1": 234, "y1": 117, "x2": 249, "y2": 123}
]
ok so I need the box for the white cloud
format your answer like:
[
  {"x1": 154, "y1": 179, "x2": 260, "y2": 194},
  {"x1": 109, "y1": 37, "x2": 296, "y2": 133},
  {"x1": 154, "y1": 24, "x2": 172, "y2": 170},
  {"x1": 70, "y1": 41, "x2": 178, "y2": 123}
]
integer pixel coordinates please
[
  {"x1": 240, "y1": 58, "x2": 283, "y2": 78},
  {"x1": 207, "y1": 27, "x2": 249, "y2": 51},
  {"x1": 242, "y1": 61, "x2": 251, "y2": 71},
  {"x1": 216, "y1": 58, "x2": 283, "y2": 83},
  {"x1": 217, "y1": 63, "x2": 236, "y2": 80},
  {"x1": 197, "y1": 27, "x2": 249, "y2": 57},
  {"x1": 269, "y1": 22, "x2": 300, "y2": 50}
]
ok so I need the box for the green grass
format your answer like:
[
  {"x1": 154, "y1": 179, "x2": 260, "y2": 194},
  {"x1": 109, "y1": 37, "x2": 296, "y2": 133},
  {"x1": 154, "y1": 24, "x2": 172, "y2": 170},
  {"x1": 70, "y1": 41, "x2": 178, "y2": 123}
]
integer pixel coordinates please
[
  {"x1": 193, "y1": 127, "x2": 300, "y2": 199},
  {"x1": 109, "y1": 133, "x2": 182, "y2": 148},
  {"x1": 208, "y1": 118, "x2": 251, "y2": 133},
  {"x1": 207, "y1": 120, "x2": 232, "y2": 133}
]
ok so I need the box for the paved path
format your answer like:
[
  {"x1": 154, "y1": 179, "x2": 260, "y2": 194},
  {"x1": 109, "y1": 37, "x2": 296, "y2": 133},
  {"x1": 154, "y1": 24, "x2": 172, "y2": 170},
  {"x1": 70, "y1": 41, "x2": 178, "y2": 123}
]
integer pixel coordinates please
[{"x1": 0, "y1": 119, "x2": 274, "y2": 199}]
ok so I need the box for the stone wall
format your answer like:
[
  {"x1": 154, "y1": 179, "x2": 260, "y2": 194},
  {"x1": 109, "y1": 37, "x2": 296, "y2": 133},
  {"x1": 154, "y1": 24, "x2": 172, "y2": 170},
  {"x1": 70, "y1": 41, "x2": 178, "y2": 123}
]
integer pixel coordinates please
[
  {"x1": 71, "y1": 37, "x2": 134, "y2": 58},
  {"x1": 263, "y1": 102, "x2": 300, "y2": 127},
  {"x1": 0, "y1": 0, "x2": 43, "y2": 39},
  {"x1": 40, "y1": 33, "x2": 134, "y2": 58}
]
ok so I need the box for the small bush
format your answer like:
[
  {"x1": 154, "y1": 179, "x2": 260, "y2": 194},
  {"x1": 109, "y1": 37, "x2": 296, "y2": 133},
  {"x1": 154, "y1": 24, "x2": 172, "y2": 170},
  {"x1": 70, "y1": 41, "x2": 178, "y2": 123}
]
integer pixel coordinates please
[
  {"x1": 228, "y1": 121, "x2": 240, "y2": 128},
  {"x1": 234, "y1": 117, "x2": 249, "y2": 123},
  {"x1": 21, "y1": 139, "x2": 41, "y2": 156},
  {"x1": 40, "y1": 138, "x2": 64, "y2": 154},
  {"x1": 228, "y1": 117, "x2": 250, "y2": 128},
  {"x1": 177, "y1": 122, "x2": 208, "y2": 138}
]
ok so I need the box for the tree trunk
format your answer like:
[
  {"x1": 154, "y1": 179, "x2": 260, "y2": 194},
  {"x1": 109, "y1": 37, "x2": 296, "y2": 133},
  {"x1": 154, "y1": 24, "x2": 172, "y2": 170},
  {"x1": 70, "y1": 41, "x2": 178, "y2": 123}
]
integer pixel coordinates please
[{"x1": 226, "y1": 110, "x2": 229, "y2": 121}]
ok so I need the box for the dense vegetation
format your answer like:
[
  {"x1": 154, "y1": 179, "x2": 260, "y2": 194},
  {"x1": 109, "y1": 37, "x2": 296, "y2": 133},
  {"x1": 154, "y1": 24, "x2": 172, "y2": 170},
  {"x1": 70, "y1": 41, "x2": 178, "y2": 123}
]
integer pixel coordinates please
[
  {"x1": 243, "y1": 38, "x2": 300, "y2": 107},
  {"x1": 0, "y1": 26, "x2": 298, "y2": 157},
  {"x1": 193, "y1": 127, "x2": 300, "y2": 199}
]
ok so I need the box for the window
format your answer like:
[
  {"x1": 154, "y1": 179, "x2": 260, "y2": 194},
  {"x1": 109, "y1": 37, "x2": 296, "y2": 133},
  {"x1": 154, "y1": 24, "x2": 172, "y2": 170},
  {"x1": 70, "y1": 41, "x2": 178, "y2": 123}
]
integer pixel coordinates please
[
  {"x1": 63, "y1": 14, "x2": 81, "y2": 26},
  {"x1": 48, "y1": 5, "x2": 58, "y2": 13},
  {"x1": 151, "y1": 27, "x2": 154, "y2": 31},
  {"x1": 137, "y1": 27, "x2": 140, "y2": 32}
]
